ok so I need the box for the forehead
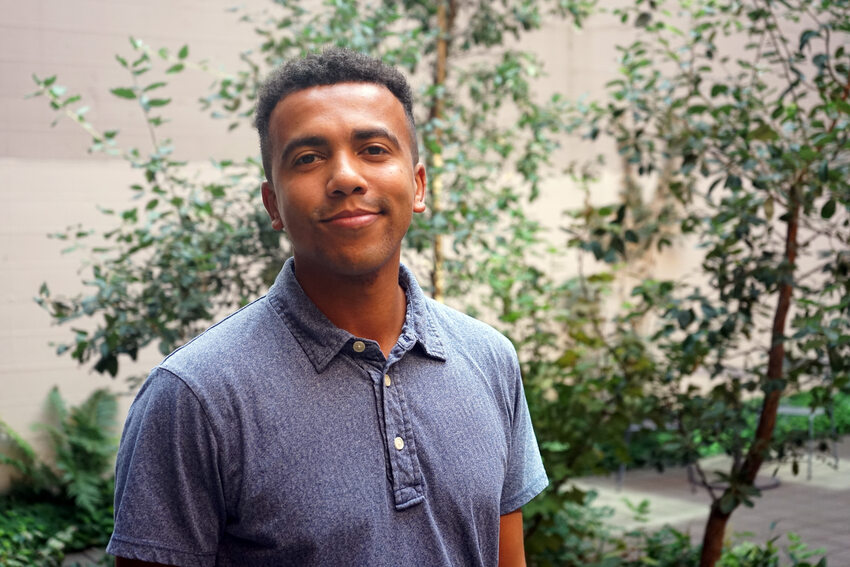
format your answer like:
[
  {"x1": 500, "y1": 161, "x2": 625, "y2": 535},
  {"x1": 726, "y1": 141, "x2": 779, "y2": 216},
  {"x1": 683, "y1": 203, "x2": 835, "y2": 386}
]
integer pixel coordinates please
[{"x1": 267, "y1": 82, "x2": 411, "y2": 148}]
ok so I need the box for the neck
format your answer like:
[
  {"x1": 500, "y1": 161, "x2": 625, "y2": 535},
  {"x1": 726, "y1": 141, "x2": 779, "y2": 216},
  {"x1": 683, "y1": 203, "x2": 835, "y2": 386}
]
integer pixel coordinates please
[{"x1": 293, "y1": 258, "x2": 407, "y2": 358}]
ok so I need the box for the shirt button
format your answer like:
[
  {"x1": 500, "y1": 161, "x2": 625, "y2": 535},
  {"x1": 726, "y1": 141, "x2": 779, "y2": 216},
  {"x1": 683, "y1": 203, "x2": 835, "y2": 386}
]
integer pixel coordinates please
[
  {"x1": 352, "y1": 340, "x2": 366, "y2": 353},
  {"x1": 394, "y1": 436, "x2": 404, "y2": 450},
  {"x1": 384, "y1": 374, "x2": 392, "y2": 387}
]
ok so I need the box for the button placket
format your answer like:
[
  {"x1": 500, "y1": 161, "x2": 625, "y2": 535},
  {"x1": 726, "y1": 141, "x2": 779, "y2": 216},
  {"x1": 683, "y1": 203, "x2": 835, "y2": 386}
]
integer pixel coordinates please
[
  {"x1": 383, "y1": 368, "x2": 404, "y2": 461},
  {"x1": 379, "y1": 364, "x2": 424, "y2": 508}
]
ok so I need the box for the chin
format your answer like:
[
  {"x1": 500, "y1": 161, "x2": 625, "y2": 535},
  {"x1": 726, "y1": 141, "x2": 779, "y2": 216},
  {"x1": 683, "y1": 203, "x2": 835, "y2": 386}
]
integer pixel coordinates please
[
  {"x1": 329, "y1": 257, "x2": 393, "y2": 278},
  {"x1": 298, "y1": 247, "x2": 399, "y2": 280}
]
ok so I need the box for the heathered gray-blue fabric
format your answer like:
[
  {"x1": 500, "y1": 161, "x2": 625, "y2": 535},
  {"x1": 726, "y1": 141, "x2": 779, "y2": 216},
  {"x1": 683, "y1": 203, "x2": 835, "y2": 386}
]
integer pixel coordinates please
[{"x1": 107, "y1": 258, "x2": 548, "y2": 566}]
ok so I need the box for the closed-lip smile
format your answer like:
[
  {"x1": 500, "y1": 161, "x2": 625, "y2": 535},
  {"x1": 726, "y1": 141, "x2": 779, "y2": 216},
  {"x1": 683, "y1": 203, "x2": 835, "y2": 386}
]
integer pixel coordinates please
[{"x1": 321, "y1": 208, "x2": 381, "y2": 228}]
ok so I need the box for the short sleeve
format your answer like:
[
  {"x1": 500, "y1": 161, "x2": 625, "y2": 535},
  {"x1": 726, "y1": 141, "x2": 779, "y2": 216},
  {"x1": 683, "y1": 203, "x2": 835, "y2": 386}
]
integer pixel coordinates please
[
  {"x1": 499, "y1": 353, "x2": 549, "y2": 515},
  {"x1": 106, "y1": 368, "x2": 225, "y2": 567}
]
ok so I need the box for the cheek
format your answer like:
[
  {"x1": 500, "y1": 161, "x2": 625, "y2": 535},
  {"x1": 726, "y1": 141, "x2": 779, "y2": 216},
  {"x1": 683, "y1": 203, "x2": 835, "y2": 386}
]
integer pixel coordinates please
[
  {"x1": 279, "y1": 185, "x2": 310, "y2": 216},
  {"x1": 373, "y1": 165, "x2": 417, "y2": 198},
  {"x1": 370, "y1": 161, "x2": 407, "y2": 180}
]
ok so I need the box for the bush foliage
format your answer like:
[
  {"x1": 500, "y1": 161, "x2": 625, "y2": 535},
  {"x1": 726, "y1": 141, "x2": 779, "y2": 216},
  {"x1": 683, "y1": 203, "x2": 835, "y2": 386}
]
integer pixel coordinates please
[{"x1": 0, "y1": 389, "x2": 118, "y2": 565}]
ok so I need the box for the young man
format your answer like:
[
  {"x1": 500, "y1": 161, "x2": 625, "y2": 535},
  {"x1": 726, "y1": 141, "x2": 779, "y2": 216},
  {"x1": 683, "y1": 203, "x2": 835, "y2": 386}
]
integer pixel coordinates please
[{"x1": 107, "y1": 48, "x2": 547, "y2": 567}]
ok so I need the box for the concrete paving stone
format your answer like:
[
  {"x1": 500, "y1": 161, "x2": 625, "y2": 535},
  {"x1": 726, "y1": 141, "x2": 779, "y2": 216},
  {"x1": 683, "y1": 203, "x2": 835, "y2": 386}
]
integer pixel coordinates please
[
  {"x1": 824, "y1": 533, "x2": 850, "y2": 547},
  {"x1": 810, "y1": 523, "x2": 850, "y2": 539},
  {"x1": 816, "y1": 509, "x2": 850, "y2": 524}
]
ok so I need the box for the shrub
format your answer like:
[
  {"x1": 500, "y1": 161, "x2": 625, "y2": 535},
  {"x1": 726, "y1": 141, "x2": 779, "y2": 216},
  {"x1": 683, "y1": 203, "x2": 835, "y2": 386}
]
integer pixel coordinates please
[{"x1": 0, "y1": 388, "x2": 118, "y2": 563}]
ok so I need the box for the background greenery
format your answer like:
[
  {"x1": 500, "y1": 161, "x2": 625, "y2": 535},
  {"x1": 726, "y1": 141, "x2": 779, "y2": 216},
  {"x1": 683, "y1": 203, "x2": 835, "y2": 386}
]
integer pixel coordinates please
[
  {"x1": 2, "y1": 0, "x2": 848, "y2": 565},
  {"x1": 0, "y1": 389, "x2": 117, "y2": 566}
]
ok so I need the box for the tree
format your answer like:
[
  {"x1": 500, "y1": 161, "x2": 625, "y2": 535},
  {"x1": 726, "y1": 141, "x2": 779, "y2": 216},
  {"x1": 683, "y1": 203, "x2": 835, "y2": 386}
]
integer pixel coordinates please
[{"x1": 568, "y1": 1, "x2": 850, "y2": 564}]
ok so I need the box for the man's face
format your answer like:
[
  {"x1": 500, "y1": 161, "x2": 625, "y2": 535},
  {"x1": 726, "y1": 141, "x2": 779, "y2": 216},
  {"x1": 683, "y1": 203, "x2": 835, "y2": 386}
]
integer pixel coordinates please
[{"x1": 262, "y1": 82, "x2": 426, "y2": 280}]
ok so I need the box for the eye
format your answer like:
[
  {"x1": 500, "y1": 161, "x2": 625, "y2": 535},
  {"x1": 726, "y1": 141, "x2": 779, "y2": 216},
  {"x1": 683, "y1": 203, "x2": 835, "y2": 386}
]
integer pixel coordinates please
[
  {"x1": 363, "y1": 145, "x2": 388, "y2": 156},
  {"x1": 293, "y1": 153, "x2": 318, "y2": 166}
]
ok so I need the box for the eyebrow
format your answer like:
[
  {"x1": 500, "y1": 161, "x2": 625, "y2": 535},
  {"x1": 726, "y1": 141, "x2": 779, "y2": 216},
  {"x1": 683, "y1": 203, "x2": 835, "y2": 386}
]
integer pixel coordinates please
[
  {"x1": 279, "y1": 128, "x2": 403, "y2": 164},
  {"x1": 352, "y1": 127, "x2": 401, "y2": 150},
  {"x1": 280, "y1": 135, "x2": 328, "y2": 163}
]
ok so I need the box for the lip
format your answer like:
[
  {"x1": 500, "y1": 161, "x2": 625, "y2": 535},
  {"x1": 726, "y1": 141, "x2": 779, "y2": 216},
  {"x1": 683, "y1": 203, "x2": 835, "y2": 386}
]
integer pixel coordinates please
[{"x1": 321, "y1": 208, "x2": 381, "y2": 229}]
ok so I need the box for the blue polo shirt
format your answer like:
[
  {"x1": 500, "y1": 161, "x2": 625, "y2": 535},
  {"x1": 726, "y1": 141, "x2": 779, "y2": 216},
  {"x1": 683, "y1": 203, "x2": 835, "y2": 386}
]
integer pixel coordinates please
[{"x1": 107, "y1": 259, "x2": 548, "y2": 566}]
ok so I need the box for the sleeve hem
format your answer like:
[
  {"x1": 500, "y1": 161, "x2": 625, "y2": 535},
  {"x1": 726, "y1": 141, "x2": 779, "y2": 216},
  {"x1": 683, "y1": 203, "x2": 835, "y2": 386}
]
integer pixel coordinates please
[
  {"x1": 107, "y1": 534, "x2": 216, "y2": 567},
  {"x1": 500, "y1": 473, "x2": 549, "y2": 515}
]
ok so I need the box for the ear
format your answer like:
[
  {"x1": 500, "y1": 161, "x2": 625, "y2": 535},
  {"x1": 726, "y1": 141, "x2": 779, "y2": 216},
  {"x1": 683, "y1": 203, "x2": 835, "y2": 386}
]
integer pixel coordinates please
[
  {"x1": 261, "y1": 181, "x2": 285, "y2": 231},
  {"x1": 412, "y1": 163, "x2": 426, "y2": 214}
]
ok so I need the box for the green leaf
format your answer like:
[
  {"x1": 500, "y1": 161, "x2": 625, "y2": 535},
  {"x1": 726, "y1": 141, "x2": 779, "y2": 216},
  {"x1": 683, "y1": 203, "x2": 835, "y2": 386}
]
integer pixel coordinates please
[
  {"x1": 166, "y1": 63, "x2": 185, "y2": 74},
  {"x1": 178, "y1": 44, "x2": 189, "y2": 59},
  {"x1": 724, "y1": 175, "x2": 742, "y2": 190},
  {"x1": 676, "y1": 309, "x2": 694, "y2": 329},
  {"x1": 635, "y1": 12, "x2": 651, "y2": 28},
  {"x1": 206, "y1": 185, "x2": 226, "y2": 198},
  {"x1": 799, "y1": 29, "x2": 819, "y2": 51},
  {"x1": 94, "y1": 354, "x2": 119, "y2": 377},
  {"x1": 143, "y1": 81, "x2": 167, "y2": 92},
  {"x1": 146, "y1": 98, "x2": 171, "y2": 107},
  {"x1": 764, "y1": 196, "x2": 774, "y2": 220},
  {"x1": 748, "y1": 123, "x2": 778, "y2": 141},
  {"x1": 821, "y1": 199, "x2": 836, "y2": 219},
  {"x1": 818, "y1": 161, "x2": 829, "y2": 182},
  {"x1": 710, "y1": 84, "x2": 728, "y2": 97},
  {"x1": 110, "y1": 87, "x2": 136, "y2": 100},
  {"x1": 718, "y1": 492, "x2": 737, "y2": 514}
]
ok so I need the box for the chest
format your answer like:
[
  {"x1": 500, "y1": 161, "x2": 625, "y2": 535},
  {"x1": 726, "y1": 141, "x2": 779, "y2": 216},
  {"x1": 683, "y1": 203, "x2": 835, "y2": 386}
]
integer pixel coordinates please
[{"x1": 221, "y1": 354, "x2": 510, "y2": 555}]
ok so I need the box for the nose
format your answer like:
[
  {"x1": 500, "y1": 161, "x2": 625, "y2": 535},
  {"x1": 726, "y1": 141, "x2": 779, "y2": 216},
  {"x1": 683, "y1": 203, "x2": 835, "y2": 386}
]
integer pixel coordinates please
[{"x1": 326, "y1": 152, "x2": 367, "y2": 197}]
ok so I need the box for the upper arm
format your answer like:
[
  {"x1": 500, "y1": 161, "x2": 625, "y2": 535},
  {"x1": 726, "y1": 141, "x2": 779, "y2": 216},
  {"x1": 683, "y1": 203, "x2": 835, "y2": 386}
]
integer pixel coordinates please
[
  {"x1": 498, "y1": 508, "x2": 526, "y2": 567},
  {"x1": 107, "y1": 369, "x2": 225, "y2": 564},
  {"x1": 498, "y1": 350, "x2": 548, "y2": 514}
]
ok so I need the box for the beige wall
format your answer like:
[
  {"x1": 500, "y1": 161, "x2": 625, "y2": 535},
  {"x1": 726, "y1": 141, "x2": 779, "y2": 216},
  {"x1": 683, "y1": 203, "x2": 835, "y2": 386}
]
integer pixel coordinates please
[{"x1": 0, "y1": 1, "x2": 698, "y2": 489}]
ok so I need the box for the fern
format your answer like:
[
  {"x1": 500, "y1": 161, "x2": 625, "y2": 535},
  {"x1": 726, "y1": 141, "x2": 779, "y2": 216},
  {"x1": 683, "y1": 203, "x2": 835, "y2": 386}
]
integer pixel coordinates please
[
  {"x1": 1, "y1": 387, "x2": 118, "y2": 515},
  {"x1": 0, "y1": 419, "x2": 60, "y2": 496}
]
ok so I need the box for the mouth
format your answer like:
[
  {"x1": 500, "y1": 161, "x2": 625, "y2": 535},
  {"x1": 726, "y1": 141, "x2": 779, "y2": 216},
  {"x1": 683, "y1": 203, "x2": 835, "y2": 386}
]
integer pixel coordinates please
[{"x1": 321, "y1": 208, "x2": 381, "y2": 229}]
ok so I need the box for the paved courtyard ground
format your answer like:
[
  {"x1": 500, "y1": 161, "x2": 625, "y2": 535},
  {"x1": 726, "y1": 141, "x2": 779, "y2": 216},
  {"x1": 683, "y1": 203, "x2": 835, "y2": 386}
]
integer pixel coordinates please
[{"x1": 577, "y1": 438, "x2": 850, "y2": 564}]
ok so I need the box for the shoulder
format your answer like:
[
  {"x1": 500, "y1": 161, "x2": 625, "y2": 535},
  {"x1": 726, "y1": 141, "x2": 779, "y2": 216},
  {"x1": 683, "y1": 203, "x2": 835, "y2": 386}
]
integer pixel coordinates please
[
  {"x1": 415, "y1": 298, "x2": 529, "y2": 433},
  {"x1": 423, "y1": 297, "x2": 519, "y2": 372},
  {"x1": 130, "y1": 294, "x2": 297, "y2": 446},
  {"x1": 425, "y1": 298, "x2": 522, "y2": 398},
  {"x1": 159, "y1": 294, "x2": 286, "y2": 380}
]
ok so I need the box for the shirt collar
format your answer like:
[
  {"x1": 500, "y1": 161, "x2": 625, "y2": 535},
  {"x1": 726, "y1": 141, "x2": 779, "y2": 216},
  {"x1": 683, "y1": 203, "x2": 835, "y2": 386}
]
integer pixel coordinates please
[{"x1": 267, "y1": 258, "x2": 446, "y2": 373}]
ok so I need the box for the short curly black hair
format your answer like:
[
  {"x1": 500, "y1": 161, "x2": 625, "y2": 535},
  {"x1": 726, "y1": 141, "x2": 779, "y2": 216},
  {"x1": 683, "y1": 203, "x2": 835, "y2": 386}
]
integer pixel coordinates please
[{"x1": 255, "y1": 47, "x2": 418, "y2": 182}]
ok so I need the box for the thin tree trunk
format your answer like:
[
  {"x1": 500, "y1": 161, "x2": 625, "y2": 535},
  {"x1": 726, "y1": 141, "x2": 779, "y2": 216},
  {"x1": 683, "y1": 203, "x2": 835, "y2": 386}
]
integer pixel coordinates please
[
  {"x1": 428, "y1": 0, "x2": 455, "y2": 302},
  {"x1": 698, "y1": 186, "x2": 800, "y2": 567}
]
